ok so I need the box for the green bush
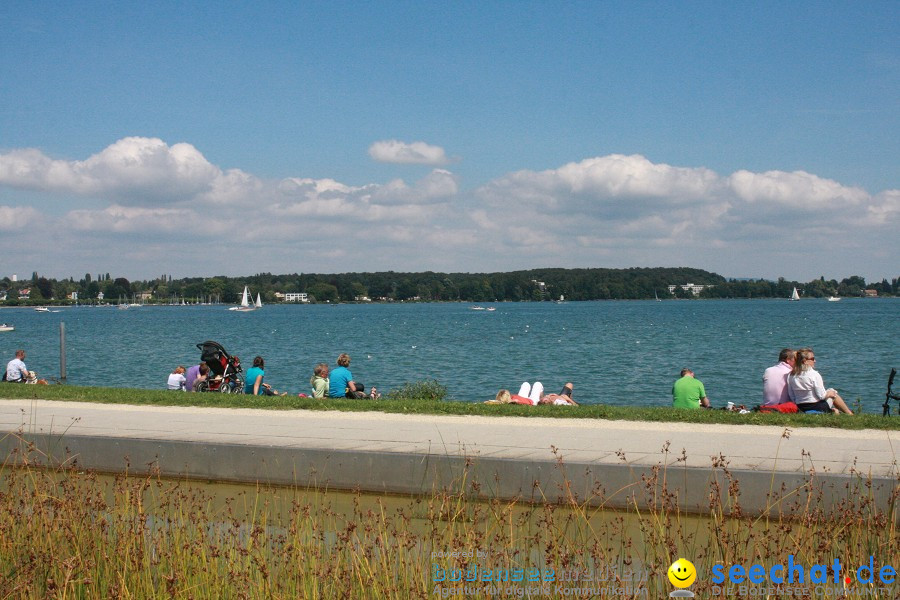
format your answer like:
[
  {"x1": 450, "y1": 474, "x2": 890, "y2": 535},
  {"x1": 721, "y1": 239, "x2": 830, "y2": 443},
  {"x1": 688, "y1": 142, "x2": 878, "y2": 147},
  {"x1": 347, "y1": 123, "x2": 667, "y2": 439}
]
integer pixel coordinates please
[{"x1": 386, "y1": 379, "x2": 448, "y2": 401}]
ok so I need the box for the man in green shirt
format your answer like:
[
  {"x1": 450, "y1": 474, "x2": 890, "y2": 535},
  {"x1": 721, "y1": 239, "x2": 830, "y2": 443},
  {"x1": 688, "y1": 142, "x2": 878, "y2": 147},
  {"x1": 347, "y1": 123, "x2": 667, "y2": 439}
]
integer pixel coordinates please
[{"x1": 672, "y1": 368, "x2": 710, "y2": 409}]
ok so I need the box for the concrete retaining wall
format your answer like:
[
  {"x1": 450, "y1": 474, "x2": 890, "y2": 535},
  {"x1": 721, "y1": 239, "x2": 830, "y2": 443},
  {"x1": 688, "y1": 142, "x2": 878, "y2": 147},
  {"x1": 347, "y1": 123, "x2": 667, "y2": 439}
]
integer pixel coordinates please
[{"x1": 3, "y1": 431, "x2": 894, "y2": 518}]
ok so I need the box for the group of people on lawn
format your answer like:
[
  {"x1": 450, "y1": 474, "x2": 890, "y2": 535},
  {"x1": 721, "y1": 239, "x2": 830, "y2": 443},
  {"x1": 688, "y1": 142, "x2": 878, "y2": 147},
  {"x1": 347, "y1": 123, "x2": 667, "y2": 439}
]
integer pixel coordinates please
[
  {"x1": 13, "y1": 343, "x2": 849, "y2": 413},
  {"x1": 309, "y1": 353, "x2": 379, "y2": 399},
  {"x1": 167, "y1": 352, "x2": 378, "y2": 399},
  {"x1": 673, "y1": 347, "x2": 853, "y2": 415}
]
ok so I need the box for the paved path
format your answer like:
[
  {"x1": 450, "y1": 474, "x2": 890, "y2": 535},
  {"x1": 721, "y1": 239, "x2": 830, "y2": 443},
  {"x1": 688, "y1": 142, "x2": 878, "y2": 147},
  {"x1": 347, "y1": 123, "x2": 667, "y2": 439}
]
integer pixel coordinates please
[{"x1": 1, "y1": 399, "x2": 897, "y2": 514}]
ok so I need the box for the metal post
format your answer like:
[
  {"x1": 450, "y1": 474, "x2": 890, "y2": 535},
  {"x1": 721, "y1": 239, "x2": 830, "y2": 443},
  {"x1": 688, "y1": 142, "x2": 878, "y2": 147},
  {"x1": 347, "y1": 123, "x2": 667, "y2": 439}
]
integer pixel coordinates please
[{"x1": 59, "y1": 322, "x2": 66, "y2": 382}]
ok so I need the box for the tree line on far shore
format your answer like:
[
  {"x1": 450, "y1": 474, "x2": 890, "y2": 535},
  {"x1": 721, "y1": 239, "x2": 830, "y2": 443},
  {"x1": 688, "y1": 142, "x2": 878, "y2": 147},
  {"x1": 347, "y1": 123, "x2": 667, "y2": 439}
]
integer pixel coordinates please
[{"x1": 2, "y1": 268, "x2": 897, "y2": 305}]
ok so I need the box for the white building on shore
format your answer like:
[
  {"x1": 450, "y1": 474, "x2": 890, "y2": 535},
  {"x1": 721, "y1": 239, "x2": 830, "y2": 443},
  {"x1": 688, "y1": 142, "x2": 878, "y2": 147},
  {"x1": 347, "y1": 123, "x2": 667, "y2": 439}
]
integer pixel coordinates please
[{"x1": 667, "y1": 283, "x2": 710, "y2": 296}]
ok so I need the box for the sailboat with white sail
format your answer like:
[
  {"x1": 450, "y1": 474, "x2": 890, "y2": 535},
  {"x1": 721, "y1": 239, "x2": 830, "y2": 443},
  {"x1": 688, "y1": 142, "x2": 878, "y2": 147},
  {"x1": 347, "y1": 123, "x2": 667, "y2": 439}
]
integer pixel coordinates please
[
  {"x1": 789, "y1": 287, "x2": 800, "y2": 301},
  {"x1": 229, "y1": 286, "x2": 258, "y2": 312}
]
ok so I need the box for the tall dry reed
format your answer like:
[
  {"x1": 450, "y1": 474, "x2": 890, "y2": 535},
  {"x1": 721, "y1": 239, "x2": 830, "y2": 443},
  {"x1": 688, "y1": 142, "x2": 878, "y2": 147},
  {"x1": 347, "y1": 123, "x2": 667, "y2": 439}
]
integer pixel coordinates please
[{"x1": 0, "y1": 435, "x2": 897, "y2": 599}]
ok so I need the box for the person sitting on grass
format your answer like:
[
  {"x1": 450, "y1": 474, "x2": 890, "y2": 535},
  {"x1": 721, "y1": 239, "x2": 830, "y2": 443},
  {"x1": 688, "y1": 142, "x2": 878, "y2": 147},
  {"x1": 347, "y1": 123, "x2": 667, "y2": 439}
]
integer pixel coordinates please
[
  {"x1": 184, "y1": 363, "x2": 209, "y2": 392},
  {"x1": 310, "y1": 362, "x2": 330, "y2": 398},
  {"x1": 787, "y1": 348, "x2": 852, "y2": 414},
  {"x1": 763, "y1": 348, "x2": 797, "y2": 407},
  {"x1": 672, "y1": 368, "x2": 710, "y2": 409},
  {"x1": 4, "y1": 350, "x2": 29, "y2": 383},
  {"x1": 167, "y1": 366, "x2": 186, "y2": 391},
  {"x1": 244, "y1": 356, "x2": 287, "y2": 397},
  {"x1": 328, "y1": 353, "x2": 379, "y2": 399}
]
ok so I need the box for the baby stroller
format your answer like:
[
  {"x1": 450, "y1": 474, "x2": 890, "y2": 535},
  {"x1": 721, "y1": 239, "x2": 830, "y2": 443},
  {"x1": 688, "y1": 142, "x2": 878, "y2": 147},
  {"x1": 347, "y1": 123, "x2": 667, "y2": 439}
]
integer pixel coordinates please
[{"x1": 195, "y1": 340, "x2": 244, "y2": 393}]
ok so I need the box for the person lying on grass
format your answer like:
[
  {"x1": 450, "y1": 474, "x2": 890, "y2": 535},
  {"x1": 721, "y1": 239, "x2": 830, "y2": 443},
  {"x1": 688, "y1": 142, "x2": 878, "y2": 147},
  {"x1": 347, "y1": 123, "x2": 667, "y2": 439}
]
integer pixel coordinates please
[{"x1": 487, "y1": 382, "x2": 578, "y2": 405}]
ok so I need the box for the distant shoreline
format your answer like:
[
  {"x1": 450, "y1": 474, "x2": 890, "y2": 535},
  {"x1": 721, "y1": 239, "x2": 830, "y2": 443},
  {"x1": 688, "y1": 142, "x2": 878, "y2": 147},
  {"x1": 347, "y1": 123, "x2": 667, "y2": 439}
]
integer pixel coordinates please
[
  {"x1": 2, "y1": 295, "x2": 896, "y2": 310},
  {"x1": 5, "y1": 266, "x2": 895, "y2": 305}
]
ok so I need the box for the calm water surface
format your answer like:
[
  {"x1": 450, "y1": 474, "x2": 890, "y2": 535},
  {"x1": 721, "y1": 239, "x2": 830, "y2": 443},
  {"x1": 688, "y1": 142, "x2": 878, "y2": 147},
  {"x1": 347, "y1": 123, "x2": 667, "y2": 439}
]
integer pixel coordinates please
[{"x1": 2, "y1": 299, "x2": 897, "y2": 411}]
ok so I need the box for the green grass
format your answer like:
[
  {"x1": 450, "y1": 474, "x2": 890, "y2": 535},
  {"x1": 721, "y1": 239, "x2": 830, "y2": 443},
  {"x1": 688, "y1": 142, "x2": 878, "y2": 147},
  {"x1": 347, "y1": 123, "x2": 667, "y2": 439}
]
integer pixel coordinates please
[{"x1": 2, "y1": 382, "x2": 899, "y2": 430}]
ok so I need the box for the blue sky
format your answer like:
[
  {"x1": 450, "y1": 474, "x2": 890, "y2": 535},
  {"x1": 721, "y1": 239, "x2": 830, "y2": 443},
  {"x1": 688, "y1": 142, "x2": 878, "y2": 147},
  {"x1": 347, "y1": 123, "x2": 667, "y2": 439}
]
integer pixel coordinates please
[{"x1": 1, "y1": 1, "x2": 897, "y2": 282}]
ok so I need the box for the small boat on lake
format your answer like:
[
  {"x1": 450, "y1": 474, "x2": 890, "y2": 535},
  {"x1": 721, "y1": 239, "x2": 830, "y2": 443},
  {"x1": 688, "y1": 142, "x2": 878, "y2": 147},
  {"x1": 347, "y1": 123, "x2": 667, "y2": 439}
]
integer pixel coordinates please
[
  {"x1": 34, "y1": 307, "x2": 50, "y2": 313},
  {"x1": 789, "y1": 287, "x2": 800, "y2": 301},
  {"x1": 827, "y1": 296, "x2": 841, "y2": 302},
  {"x1": 0, "y1": 323, "x2": 14, "y2": 332},
  {"x1": 229, "y1": 286, "x2": 258, "y2": 312},
  {"x1": 470, "y1": 306, "x2": 486, "y2": 311}
]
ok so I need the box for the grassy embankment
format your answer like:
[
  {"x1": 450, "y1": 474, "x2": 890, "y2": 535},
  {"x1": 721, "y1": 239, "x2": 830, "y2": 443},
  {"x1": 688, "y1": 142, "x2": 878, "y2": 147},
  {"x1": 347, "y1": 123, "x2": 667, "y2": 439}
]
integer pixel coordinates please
[
  {"x1": 1, "y1": 428, "x2": 898, "y2": 599},
  {"x1": 1, "y1": 381, "x2": 898, "y2": 430}
]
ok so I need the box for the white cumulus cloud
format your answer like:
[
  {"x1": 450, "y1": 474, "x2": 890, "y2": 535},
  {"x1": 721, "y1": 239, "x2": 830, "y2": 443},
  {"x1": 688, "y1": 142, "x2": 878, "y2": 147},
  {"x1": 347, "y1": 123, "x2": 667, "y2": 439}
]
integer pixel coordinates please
[
  {"x1": 0, "y1": 137, "x2": 221, "y2": 204},
  {"x1": 0, "y1": 205, "x2": 42, "y2": 231},
  {"x1": 477, "y1": 154, "x2": 724, "y2": 220},
  {"x1": 471, "y1": 154, "x2": 898, "y2": 275},
  {"x1": 271, "y1": 169, "x2": 458, "y2": 219},
  {"x1": 370, "y1": 169, "x2": 459, "y2": 205},
  {"x1": 727, "y1": 169, "x2": 868, "y2": 207},
  {"x1": 555, "y1": 154, "x2": 720, "y2": 199},
  {"x1": 865, "y1": 190, "x2": 900, "y2": 225},
  {"x1": 368, "y1": 139, "x2": 450, "y2": 165},
  {"x1": 0, "y1": 139, "x2": 895, "y2": 280},
  {"x1": 65, "y1": 204, "x2": 222, "y2": 236}
]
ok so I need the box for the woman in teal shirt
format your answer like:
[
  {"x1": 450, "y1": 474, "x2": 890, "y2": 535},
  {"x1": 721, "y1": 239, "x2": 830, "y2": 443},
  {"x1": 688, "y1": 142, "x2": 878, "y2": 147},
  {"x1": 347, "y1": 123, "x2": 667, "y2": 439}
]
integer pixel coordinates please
[{"x1": 244, "y1": 356, "x2": 286, "y2": 396}]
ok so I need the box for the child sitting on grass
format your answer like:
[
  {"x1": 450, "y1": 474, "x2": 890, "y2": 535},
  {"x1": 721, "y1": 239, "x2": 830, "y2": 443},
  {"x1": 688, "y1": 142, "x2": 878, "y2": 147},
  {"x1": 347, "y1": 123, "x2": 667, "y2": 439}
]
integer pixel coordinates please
[{"x1": 310, "y1": 363, "x2": 330, "y2": 398}]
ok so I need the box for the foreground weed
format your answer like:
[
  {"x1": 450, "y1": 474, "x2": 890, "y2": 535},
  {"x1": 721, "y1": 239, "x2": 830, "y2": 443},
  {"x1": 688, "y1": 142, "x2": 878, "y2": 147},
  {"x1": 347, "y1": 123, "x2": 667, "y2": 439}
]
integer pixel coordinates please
[{"x1": 0, "y1": 441, "x2": 897, "y2": 599}]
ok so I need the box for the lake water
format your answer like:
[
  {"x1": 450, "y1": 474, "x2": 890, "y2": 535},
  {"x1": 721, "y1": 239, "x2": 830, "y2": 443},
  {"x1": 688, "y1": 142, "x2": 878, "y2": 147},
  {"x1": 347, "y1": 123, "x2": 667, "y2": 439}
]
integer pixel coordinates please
[{"x1": 1, "y1": 299, "x2": 897, "y2": 411}]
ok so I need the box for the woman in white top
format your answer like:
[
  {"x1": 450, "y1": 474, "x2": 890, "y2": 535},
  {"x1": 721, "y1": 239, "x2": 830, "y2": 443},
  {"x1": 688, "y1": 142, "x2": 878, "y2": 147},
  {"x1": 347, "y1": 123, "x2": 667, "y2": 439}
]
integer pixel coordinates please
[{"x1": 787, "y1": 348, "x2": 852, "y2": 414}]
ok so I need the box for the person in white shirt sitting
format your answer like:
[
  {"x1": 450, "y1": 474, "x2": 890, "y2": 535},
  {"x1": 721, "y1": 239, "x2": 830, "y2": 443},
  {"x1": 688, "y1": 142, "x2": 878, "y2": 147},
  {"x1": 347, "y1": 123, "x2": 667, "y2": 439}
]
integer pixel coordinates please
[
  {"x1": 5, "y1": 349, "x2": 29, "y2": 382},
  {"x1": 787, "y1": 348, "x2": 852, "y2": 414},
  {"x1": 167, "y1": 366, "x2": 187, "y2": 391}
]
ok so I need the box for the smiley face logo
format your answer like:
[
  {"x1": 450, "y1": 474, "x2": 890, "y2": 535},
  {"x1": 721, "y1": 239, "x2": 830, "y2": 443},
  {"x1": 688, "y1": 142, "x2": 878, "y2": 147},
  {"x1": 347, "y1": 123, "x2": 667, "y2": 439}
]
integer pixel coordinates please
[{"x1": 668, "y1": 558, "x2": 697, "y2": 588}]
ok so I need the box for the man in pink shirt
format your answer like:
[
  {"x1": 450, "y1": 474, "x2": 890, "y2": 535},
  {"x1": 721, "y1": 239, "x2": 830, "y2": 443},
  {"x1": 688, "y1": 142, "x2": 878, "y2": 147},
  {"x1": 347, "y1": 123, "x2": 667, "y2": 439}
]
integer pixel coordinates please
[{"x1": 762, "y1": 348, "x2": 796, "y2": 406}]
